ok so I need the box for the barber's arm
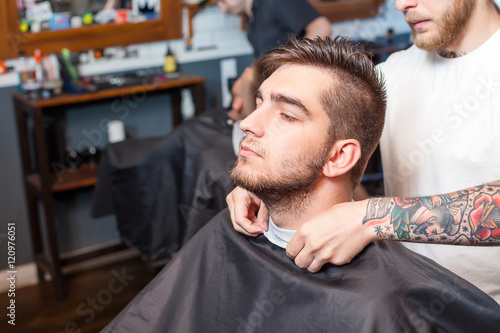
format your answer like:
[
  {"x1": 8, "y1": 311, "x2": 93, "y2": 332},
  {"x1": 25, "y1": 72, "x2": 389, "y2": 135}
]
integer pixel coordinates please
[
  {"x1": 275, "y1": 0, "x2": 332, "y2": 40},
  {"x1": 227, "y1": 66, "x2": 259, "y2": 121},
  {"x1": 303, "y1": 16, "x2": 332, "y2": 39},
  {"x1": 286, "y1": 180, "x2": 500, "y2": 272},
  {"x1": 104, "y1": 0, "x2": 119, "y2": 9},
  {"x1": 227, "y1": 181, "x2": 500, "y2": 270}
]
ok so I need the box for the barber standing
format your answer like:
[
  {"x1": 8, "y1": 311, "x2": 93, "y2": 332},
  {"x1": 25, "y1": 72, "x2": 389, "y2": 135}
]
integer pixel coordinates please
[
  {"x1": 227, "y1": 0, "x2": 500, "y2": 305},
  {"x1": 215, "y1": 0, "x2": 332, "y2": 57},
  {"x1": 214, "y1": 0, "x2": 331, "y2": 115}
]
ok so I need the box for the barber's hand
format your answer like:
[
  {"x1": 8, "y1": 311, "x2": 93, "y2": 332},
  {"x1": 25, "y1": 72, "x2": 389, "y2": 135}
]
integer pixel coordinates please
[
  {"x1": 226, "y1": 186, "x2": 269, "y2": 236},
  {"x1": 286, "y1": 200, "x2": 374, "y2": 272},
  {"x1": 228, "y1": 66, "x2": 258, "y2": 121}
]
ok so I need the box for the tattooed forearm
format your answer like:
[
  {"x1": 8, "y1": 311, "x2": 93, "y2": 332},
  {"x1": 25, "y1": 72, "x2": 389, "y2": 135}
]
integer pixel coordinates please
[{"x1": 362, "y1": 181, "x2": 500, "y2": 245}]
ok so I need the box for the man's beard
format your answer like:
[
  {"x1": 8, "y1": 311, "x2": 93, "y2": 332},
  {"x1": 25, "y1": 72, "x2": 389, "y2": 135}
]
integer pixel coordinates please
[
  {"x1": 408, "y1": 0, "x2": 475, "y2": 52},
  {"x1": 230, "y1": 139, "x2": 331, "y2": 216}
]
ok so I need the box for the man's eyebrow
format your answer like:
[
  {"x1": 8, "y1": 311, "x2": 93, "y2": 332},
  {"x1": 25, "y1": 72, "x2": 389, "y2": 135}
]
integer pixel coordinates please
[
  {"x1": 271, "y1": 93, "x2": 311, "y2": 118},
  {"x1": 255, "y1": 89, "x2": 262, "y2": 100}
]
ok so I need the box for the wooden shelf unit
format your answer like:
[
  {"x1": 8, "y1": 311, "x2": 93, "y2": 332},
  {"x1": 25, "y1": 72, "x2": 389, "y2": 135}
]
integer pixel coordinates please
[
  {"x1": 13, "y1": 72, "x2": 205, "y2": 301},
  {"x1": 26, "y1": 163, "x2": 98, "y2": 193}
]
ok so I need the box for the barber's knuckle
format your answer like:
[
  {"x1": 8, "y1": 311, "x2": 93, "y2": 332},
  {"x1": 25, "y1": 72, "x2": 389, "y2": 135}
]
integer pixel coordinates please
[
  {"x1": 322, "y1": 249, "x2": 334, "y2": 262},
  {"x1": 321, "y1": 251, "x2": 334, "y2": 263},
  {"x1": 328, "y1": 253, "x2": 342, "y2": 265},
  {"x1": 295, "y1": 228, "x2": 306, "y2": 240},
  {"x1": 295, "y1": 258, "x2": 306, "y2": 269},
  {"x1": 330, "y1": 258, "x2": 342, "y2": 266},
  {"x1": 308, "y1": 266, "x2": 319, "y2": 273},
  {"x1": 336, "y1": 255, "x2": 353, "y2": 266},
  {"x1": 310, "y1": 241, "x2": 324, "y2": 253}
]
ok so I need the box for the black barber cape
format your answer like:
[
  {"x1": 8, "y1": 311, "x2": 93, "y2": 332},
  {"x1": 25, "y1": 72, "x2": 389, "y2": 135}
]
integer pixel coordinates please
[
  {"x1": 103, "y1": 209, "x2": 500, "y2": 332},
  {"x1": 92, "y1": 108, "x2": 236, "y2": 259}
]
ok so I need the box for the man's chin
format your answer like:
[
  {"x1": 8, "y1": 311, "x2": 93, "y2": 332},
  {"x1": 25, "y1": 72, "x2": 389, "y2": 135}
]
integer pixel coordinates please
[
  {"x1": 413, "y1": 33, "x2": 442, "y2": 51},
  {"x1": 231, "y1": 166, "x2": 263, "y2": 192}
]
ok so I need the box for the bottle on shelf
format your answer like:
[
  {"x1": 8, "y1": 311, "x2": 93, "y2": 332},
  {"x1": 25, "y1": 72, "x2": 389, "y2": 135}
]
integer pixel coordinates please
[
  {"x1": 16, "y1": 51, "x2": 29, "y2": 92},
  {"x1": 34, "y1": 49, "x2": 44, "y2": 83},
  {"x1": 0, "y1": 60, "x2": 6, "y2": 75},
  {"x1": 163, "y1": 45, "x2": 178, "y2": 75},
  {"x1": 181, "y1": 88, "x2": 195, "y2": 120},
  {"x1": 16, "y1": 50, "x2": 41, "y2": 99}
]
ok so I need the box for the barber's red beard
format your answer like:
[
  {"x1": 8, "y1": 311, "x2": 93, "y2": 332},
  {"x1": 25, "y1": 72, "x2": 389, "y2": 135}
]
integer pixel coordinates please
[{"x1": 407, "y1": 0, "x2": 475, "y2": 52}]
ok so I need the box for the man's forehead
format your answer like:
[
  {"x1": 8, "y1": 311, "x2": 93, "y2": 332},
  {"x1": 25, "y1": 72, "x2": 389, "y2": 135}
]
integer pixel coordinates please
[
  {"x1": 271, "y1": 63, "x2": 333, "y2": 81},
  {"x1": 263, "y1": 64, "x2": 333, "y2": 96},
  {"x1": 260, "y1": 64, "x2": 333, "y2": 119}
]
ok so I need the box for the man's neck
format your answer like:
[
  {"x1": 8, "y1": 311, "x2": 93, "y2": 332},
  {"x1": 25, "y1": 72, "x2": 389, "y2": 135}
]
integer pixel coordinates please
[
  {"x1": 265, "y1": 180, "x2": 352, "y2": 230},
  {"x1": 441, "y1": 3, "x2": 500, "y2": 57}
]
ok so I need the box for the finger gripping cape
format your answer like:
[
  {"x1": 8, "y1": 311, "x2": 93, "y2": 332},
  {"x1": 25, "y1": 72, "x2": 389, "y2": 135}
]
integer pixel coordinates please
[{"x1": 103, "y1": 209, "x2": 500, "y2": 332}]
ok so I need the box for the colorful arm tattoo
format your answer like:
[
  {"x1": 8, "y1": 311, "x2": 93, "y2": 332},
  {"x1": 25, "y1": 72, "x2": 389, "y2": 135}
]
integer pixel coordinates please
[{"x1": 363, "y1": 181, "x2": 500, "y2": 245}]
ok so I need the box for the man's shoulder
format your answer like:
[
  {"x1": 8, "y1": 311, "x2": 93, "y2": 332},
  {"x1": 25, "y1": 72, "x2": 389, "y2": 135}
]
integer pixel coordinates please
[
  {"x1": 180, "y1": 208, "x2": 250, "y2": 250},
  {"x1": 190, "y1": 208, "x2": 233, "y2": 237}
]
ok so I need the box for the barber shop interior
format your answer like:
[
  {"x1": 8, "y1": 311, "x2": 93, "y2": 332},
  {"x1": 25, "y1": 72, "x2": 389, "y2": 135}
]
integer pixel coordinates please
[{"x1": 1, "y1": 0, "x2": 500, "y2": 331}]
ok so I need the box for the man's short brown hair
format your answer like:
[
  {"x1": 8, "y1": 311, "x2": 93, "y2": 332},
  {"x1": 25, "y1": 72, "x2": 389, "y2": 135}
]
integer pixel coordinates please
[{"x1": 257, "y1": 36, "x2": 387, "y2": 187}]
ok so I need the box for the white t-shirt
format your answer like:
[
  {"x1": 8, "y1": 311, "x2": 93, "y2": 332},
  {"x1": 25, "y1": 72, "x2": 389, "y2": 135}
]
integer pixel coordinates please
[
  {"x1": 263, "y1": 217, "x2": 296, "y2": 249},
  {"x1": 378, "y1": 29, "x2": 500, "y2": 303}
]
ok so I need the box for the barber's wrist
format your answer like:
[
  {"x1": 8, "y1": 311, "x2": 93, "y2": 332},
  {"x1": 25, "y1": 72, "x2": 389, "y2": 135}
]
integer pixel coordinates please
[{"x1": 360, "y1": 198, "x2": 384, "y2": 243}]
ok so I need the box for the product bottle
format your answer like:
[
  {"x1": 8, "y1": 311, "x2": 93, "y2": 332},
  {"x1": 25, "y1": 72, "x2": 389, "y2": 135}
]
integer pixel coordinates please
[
  {"x1": 16, "y1": 51, "x2": 31, "y2": 92},
  {"x1": 181, "y1": 88, "x2": 195, "y2": 120},
  {"x1": 0, "y1": 60, "x2": 6, "y2": 75},
  {"x1": 34, "y1": 49, "x2": 44, "y2": 83},
  {"x1": 163, "y1": 46, "x2": 177, "y2": 74}
]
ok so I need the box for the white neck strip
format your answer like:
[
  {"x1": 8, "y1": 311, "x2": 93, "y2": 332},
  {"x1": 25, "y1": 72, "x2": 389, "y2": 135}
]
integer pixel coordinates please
[
  {"x1": 232, "y1": 121, "x2": 244, "y2": 156},
  {"x1": 263, "y1": 217, "x2": 297, "y2": 249}
]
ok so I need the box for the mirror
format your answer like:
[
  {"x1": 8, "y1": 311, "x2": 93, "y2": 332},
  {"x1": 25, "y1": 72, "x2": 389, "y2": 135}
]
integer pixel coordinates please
[
  {"x1": 0, "y1": 0, "x2": 180, "y2": 59},
  {"x1": 40, "y1": 0, "x2": 122, "y2": 16}
]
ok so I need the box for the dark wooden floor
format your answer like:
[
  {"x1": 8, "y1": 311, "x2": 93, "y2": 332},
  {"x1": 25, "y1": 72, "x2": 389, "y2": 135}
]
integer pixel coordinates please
[{"x1": 0, "y1": 257, "x2": 157, "y2": 333}]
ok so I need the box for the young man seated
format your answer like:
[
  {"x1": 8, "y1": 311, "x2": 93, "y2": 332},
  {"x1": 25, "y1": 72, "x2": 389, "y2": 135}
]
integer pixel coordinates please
[
  {"x1": 103, "y1": 37, "x2": 500, "y2": 332},
  {"x1": 91, "y1": 66, "x2": 262, "y2": 259}
]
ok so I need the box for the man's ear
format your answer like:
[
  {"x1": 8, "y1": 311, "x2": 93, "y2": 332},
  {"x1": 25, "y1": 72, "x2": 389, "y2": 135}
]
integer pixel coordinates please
[{"x1": 322, "y1": 139, "x2": 361, "y2": 178}]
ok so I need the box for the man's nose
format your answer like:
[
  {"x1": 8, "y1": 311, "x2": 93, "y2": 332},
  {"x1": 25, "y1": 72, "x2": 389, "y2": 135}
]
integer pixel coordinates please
[
  {"x1": 396, "y1": 0, "x2": 418, "y2": 12},
  {"x1": 239, "y1": 107, "x2": 266, "y2": 138}
]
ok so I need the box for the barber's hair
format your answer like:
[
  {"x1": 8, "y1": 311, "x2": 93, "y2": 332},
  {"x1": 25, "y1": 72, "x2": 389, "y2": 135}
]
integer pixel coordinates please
[{"x1": 257, "y1": 36, "x2": 387, "y2": 187}]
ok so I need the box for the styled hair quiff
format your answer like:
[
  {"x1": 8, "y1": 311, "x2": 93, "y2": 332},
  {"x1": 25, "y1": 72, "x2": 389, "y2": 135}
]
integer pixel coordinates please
[{"x1": 257, "y1": 36, "x2": 387, "y2": 187}]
